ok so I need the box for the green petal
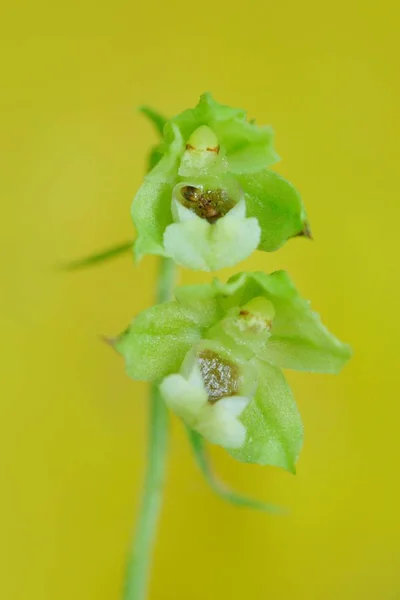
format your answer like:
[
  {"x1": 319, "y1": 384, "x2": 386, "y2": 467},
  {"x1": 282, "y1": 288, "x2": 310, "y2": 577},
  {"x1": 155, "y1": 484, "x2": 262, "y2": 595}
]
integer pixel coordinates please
[
  {"x1": 254, "y1": 271, "x2": 352, "y2": 373},
  {"x1": 131, "y1": 124, "x2": 184, "y2": 261},
  {"x1": 236, "y1": 170, "x2": 309, "y2": 252},
  {"x1": 166, "y1": 92, "x2": 244, "y2": 143},
  {"x1": 115, "y1": 302, "x2": 203, "y2": 381},
  {"x1": 212, "y1": 118, "x2": 279, "y2": 173},
  {"x1": 166, "y1": 92, "x2": 278, "y2": 174},
  {"x1": 186, "y1": 427, "x2": 283, "y2": 513},
  {"x1": 215, "y1": 271, "x2": 352, "y2": 374},
  {"x1": 229, "y1": 359, "x2": 303, "y2": 472}
]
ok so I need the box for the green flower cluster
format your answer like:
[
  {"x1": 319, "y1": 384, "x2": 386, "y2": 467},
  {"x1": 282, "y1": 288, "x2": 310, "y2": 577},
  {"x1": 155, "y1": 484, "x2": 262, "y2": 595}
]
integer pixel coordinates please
[
  {"x1": 117, "y1": 271, "x2": 350, "y2": 471},
  {"x1": 66, "y1": 93, "x2": 352, "y2": 600},
  {"x1": 115, "y1": 93, "x2": 351, "y2": 474}
]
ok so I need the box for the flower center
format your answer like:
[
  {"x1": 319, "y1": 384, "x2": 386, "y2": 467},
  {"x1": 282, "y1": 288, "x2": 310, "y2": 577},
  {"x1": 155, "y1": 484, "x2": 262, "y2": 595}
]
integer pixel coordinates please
[
  {"x1": 186, "y1": 125, "x2": 219, "y2": 153},
  {"x1": 179, "y1": 126, "x2": 227, "y2": 177},
  {"x1": 197, "y1": 350, "x2": 240, "y2": 403},
  {"x1": 236, "y1": 297, "x2": 275, "y2": 334},
  {"x1": 179, "y1": 185, "x2": 235, "y2": 223}
]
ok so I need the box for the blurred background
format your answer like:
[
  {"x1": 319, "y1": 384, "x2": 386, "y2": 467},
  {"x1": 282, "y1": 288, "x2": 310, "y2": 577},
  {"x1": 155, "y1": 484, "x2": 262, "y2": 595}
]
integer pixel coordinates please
[{"x1": 1, "y1": 1, "x2": 399, "y2": 598}]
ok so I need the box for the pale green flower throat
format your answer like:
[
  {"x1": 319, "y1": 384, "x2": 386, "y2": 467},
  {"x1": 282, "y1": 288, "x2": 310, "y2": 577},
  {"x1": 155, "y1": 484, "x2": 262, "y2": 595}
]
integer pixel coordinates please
[{"x1": 179, "y1": 186, "x2": 235, "y2": 223}]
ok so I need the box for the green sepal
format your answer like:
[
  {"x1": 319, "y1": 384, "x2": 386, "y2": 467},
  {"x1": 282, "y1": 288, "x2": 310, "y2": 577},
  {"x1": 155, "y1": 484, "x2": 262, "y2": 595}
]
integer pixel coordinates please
[
  {"x1": 139, "y1": 106, "x2": 167, "y2": 136},
  {"x1": 174, "y1": 284, "x2": 222, "y2": 328},
  {"x1": 140, "y1": 106, "x2": 167, "y2": 171},
  {"x1": 228, "y1": 359, "x2": 303, "y2": 471},
  {"x1": 186, "y1": 426, "x2": 283, "y2": 513},
  {"x1": 236, "y1": 170, "x2": 309, "y2": 252},
  {"x1": 214, "y1": 270, "x2": 352, "y2": 373},
  {"x1": 131, "y1": 124, "x2": 184, "y2": 260},
  {"x1": 211, "y1": 117, "x2": 279, "y2": 174},
  {"x1": 115, "y1": 302, "x2": 203, "y2": 381},
  {"x1": 147, "y1": 146, "x2": 165, "y2": 171},
  {"x1": 165, "y1": 92, "x2": 279, "y2": 174}
]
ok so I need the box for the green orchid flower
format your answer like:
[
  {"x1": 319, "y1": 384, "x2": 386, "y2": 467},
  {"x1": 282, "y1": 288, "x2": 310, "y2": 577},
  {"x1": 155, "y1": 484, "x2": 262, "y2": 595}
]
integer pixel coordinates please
[
  {"x1": 62, "y1": 88, "x2": 354, "y2": 596},
  {"x1": 116, "y1": 271, "x2": 351, "y2": 472},
  {"x1": 132, "y1": 93, "x2": 309, "y2": 271},
  {"x1": 160, "y1": 339, "x2": 258, "y2": 449}
]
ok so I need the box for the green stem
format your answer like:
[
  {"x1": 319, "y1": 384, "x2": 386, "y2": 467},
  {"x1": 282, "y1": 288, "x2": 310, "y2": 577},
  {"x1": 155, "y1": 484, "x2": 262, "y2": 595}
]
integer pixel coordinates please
[{"x1": 122, "y1": 257, "x2": 176, "y2": 600}]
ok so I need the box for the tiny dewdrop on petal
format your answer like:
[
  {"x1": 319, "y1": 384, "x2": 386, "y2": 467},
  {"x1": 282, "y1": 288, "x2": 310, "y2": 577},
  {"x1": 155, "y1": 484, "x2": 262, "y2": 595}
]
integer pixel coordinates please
[
  {"x1": 159, "y1": 341, "x2": 257, "y2": 449},
  {"x1": 163, "y1": 178, "x2": 261, "y2": 271},
  {"x1": 179, "y1": 125, "x2": 228, "y2": 177}
]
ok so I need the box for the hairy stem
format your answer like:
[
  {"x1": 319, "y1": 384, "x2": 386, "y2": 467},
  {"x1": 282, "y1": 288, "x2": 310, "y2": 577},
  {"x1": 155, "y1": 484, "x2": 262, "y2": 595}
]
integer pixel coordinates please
[{"x1": 122, "y1": 257, "x2": 176, "y2": 600}]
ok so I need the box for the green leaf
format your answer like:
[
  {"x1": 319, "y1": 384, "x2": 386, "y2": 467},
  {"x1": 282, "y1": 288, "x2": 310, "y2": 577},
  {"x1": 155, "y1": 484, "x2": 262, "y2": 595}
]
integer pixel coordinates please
[
  {"x1": 229, "y1": 359, "x2": 303, "y2": 472},
  {"x1": 186, "y1": 426, "x2": 283, "y2": 513},
  {"x1": 58, "y1": 240, "x2": 133, "y2": 271},
  {"x1": 237, "y1": 170, "x2": 309, "y2": 252},
  {"x1": 214, "y1": 270, "x2": 352, "y2": 374},
  {"x1": 131, "y1": 124, "x2": 184, "y2": 260},
  {"x1": 115, "y1": 302, "x2": 203, "y2": 381}
]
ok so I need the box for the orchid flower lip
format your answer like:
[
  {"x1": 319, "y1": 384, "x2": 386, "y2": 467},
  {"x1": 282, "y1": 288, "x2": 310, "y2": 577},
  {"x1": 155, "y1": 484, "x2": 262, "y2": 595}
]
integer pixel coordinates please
[
  {"x1": 159, "y1": 343, "x2": 256, "y2": 449},
  {"x1": 172, "y1": 178, "x2": 245, "y2": 224}
]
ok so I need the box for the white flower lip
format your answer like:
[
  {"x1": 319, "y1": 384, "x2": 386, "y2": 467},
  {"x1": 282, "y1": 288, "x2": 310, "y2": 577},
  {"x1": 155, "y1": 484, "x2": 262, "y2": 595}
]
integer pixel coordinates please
[
  {"x1": 159, "y1": 359, "x2": 251, "y2": 449},
  {"x1": 164, "y1": 183, "x2": 261, "y2": 272}
]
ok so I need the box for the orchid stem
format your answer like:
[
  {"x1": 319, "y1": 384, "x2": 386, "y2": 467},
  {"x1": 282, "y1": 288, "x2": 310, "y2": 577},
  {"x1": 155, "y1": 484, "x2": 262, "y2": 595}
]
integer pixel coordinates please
[{"x1": 122, "y1": 257, "x2": 176, "y2": 600}]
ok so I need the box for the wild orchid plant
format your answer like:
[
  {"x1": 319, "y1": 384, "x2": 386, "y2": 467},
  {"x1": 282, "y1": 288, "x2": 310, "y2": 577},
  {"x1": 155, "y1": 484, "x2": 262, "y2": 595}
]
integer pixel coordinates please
[{"x1": 67, "y1": 93, "x2": 351, "y2": 600}]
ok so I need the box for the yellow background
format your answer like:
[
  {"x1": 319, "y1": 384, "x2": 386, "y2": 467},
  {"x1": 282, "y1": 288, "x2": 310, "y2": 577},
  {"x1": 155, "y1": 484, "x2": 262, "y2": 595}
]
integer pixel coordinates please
[{"x1": 1, "y1": 0, "x2": 399, "y2": 598}]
